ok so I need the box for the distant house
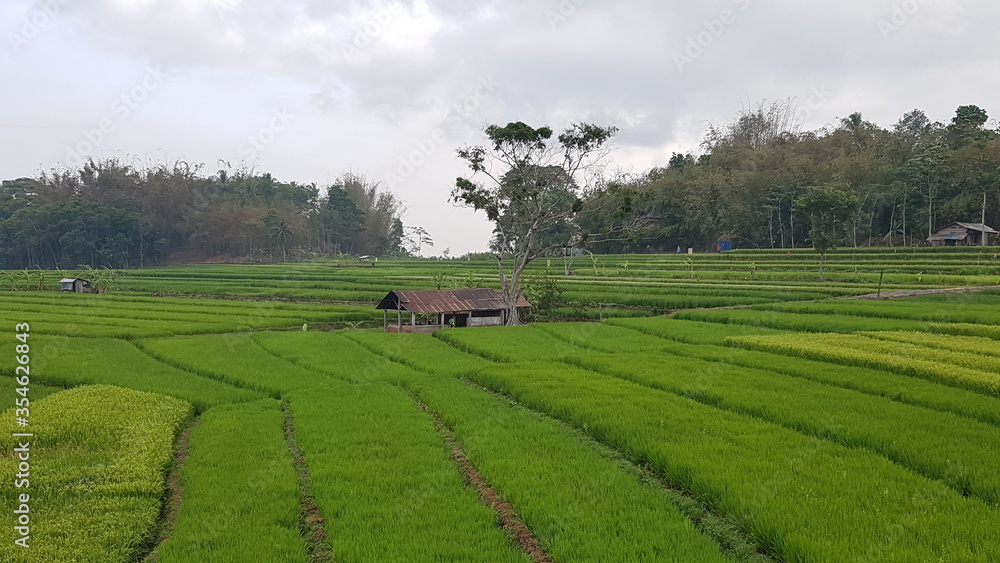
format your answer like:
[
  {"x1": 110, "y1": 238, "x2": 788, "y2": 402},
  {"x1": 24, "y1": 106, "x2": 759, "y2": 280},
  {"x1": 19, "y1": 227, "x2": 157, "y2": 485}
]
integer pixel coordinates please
[
  {"x1": 60, "y1": 278, "x2": 92, "y2": 293},
  {"x1": 376, "y1": 288, "x2": 531, "y2": 333},
  {"x1": 927, "y1": 222, "x2": 997, "y2": 247}
]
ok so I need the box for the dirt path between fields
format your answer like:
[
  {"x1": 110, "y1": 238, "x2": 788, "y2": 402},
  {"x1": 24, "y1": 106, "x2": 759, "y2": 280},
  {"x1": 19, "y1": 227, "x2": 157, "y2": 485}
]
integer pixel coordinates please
[
  {"x1": 140, "y1": 415, "x2": 200, "y2": 563},
  {"x1": 409, "y1": 395, "x2": 553, "y2": 563},
  {"x1": 847, "y1": 285, "x2": 1000, "y2": 301},
  {"x1": 282, "y1": 403, "x2": 336, "y2": 563}
]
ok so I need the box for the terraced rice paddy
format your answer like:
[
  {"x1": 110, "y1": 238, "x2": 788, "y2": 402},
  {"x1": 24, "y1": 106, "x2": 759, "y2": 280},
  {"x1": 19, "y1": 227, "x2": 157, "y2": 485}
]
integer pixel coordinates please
[{"x1": 2, "y1": 249, "x2": 999, "y2": 561}]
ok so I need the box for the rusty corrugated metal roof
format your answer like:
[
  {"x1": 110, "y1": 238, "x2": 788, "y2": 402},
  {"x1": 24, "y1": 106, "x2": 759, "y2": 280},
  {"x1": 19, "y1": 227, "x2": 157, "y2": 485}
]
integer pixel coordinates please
[
  {"x1": 938, "y1": 222, "x2": 998, "y2": 234},
  {"x1": 375, "y1": 288, "x2": 530, "y2": 313}
]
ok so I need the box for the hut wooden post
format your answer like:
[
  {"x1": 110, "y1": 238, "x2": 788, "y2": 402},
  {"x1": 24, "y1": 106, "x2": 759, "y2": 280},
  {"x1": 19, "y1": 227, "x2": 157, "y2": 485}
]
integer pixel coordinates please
[
  {"x1": 397, "y1": 311, "x2": 401, "y2": 332},
  {"x1": 383, "y1": 310, "x2": 387, "y2": 332},
  {"x1": 411, "y1": 312, "x2": 416, "y2": 330}
]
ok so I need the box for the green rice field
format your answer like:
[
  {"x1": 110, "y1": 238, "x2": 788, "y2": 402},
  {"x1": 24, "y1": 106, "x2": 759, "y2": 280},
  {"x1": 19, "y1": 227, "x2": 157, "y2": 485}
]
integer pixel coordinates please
[{"x1": 2, "y1": 249, "x2": 999, "y2": 561}]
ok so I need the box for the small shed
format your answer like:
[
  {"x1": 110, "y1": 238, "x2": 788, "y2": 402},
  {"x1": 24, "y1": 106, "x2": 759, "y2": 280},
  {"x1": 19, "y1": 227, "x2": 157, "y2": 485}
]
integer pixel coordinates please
[
  {"x1": 60, "y1": 278, "x2": 92, "y2": 293},
  {"x1": 927, "y1": 222, "x2": 997, "y2": 247},
  {"x1": 376, "y1": 288, "x2": 531, "y2": 333}
]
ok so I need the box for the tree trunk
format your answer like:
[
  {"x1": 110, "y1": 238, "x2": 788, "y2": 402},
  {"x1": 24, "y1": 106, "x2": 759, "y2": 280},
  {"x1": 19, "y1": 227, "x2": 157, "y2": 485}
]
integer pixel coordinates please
[
  {"x1": 902, "y1": 190, "x2": 907, "y2": 245},
  {"x1": 777, "y1": 204, "x2": 785, "y2": 249},
  {"x1": 768, "y1": 209, "x2": 774, "y2": 249},
  {"x1": 927, "y1": 178, "x2": 934, "y2": 243},
  {"x1": 789, "y1": 207, "x2": 795, "y2": 249},
  {"x1": 983, "y1": 191, "x2": 988, "y2": 247},
  {"x1": 888, "y1": 198, "x2": 896, "y2": 247},
  {"x1": 818, "y1": 252, "x2": 826, "y2": 282},
  {"x1": 499, "y1": 251, "x2": 529, "y2": 326}
]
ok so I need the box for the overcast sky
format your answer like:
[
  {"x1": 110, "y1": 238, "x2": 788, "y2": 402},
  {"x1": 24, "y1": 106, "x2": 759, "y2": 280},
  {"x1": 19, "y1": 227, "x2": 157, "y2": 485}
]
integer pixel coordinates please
[{"x1": 2, "y1": 0, "x2": 998, "y2": 255}]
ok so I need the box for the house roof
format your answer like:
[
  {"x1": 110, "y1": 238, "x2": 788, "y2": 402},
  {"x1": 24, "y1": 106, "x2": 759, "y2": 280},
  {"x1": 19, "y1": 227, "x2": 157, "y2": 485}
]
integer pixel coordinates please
[
  {"x1": 955, "y1": 222, "x2": 998, "y2": 234},
  {"x1": 375, "y1": 288, "x2": 530, "y2": 313},
  {"x1": 936, "y1": 222, "x2": 998, "y2": 234}
]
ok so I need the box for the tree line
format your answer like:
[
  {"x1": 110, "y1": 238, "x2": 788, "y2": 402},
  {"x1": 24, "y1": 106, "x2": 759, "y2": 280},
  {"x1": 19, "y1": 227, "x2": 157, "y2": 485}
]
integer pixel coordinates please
[
  {"x1": 0, "y1": 161, "x2": 411, "y2": 269},
  {"x1": 452, "y1": 107, "x2": 998, "y2": 323},
  {"x1": 581, "y1": 102, "x2": 999, "y2": 253}
]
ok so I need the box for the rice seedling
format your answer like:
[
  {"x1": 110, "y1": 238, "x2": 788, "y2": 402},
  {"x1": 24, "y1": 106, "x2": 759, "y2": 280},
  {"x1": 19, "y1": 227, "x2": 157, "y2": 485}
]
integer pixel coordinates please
[
  {"x1": 616, "y1": 337, "x2": 1000, "y2": 427},
  {"x1": 0, "y1": 385, "x2": 191, "y2": 562},
  {"x1": 286, "y1": 381, "x2": 526, "y2": 561},
  {"x1": 861, "y1": 331, "x2": 1000, "y2": 357},
  {"x1": 731, "y1": 333, "x2": 1000, "y2": 396},
  {"x1": 605, "y1": 317, "x2": 782, "y2": 345},
  {"x1": 156, "y1": 400, "x2": 309, "y2": 562},
  {"x1": 757, "y1": 299, "x2": 1000, "y2": 325},
  {"x1": 402, "y1": 373, "x2": 734, "y2": 562},
  {"x1": 465, "y1": 361, "x2": 1000, "y2": 562},
  {"x1": 138, "y1": 334, "x2": 333, "y2": 396},
  {"x1": 568, "y1": 349, "x2": 1000, "y2": 504},
  {"x1": 675, "y1": 308, "x2": 929, "y2": 333},
  {"x1": 20, "y1": 335, "x2": 263, "y2": 410},
  {"x1": 253, "y1": 332, "x2": 416, "y2": 384}
]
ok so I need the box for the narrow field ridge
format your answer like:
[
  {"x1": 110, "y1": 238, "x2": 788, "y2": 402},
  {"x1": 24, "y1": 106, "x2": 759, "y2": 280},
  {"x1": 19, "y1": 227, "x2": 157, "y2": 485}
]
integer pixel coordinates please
[
  {"x1": 405, "y1": 389, "x2": 552, "y2": 563},
  {"x1": 132, "y1": 339, "x2": 280, "y2": 399},
  {"x1": 140, "y1": 415, "x2": 201, "y2": 563},
  {"x1": 849, "y1": 285, "x2": 1000, "y2": 300},
  {"x1": 281, "y1": 402, "x2": 336, "y2": 563}
]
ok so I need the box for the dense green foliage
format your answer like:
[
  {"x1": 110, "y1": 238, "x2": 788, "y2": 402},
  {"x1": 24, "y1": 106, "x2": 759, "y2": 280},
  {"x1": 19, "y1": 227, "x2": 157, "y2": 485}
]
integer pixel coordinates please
[
  {"x1": 582, "y1": 104, "x2": 1000, "y2": 252},
  {"x1": 0, "y1": 165, "x2": 407, "y2": 268}
]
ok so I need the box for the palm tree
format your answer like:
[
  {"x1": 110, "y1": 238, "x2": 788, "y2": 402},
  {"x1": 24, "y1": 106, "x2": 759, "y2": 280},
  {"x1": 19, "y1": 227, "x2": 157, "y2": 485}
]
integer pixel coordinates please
[{"x1": 270, "y1": 220, "x2": 293, "y2": 262}]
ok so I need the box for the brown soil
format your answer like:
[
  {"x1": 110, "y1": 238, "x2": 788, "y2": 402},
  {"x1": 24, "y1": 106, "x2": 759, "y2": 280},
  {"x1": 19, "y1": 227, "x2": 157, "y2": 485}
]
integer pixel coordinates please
[
  {"x1": 282, "y1": 403, "x2": 336, "y2": 563},
  {"x1": 849, "y1": 285, "x2": 1000, "y2": 300},
  {"x1": 140, "y1": 415, "x2": 200, "y2": 563},
  {"x1": 412, "y1": 398, "x2": 552, "y2": 563}
]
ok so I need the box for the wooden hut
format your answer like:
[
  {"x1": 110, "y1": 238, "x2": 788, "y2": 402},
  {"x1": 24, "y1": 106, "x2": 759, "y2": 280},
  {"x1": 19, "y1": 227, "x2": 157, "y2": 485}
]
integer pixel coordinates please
[
  {"x1": 927, "y1": 222, "x2": 997, "y2": 247},
  {"x1": 60, "y1": 278, "x2": 92, "y2": 293},
  {"x1": 376, "y1": 288, "x2": 531, "y2": 333}
]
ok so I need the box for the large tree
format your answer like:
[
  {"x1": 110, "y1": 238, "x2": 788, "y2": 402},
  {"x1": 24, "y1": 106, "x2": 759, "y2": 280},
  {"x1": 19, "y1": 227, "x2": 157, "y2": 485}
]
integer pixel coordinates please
[
  {"x1": 452, "y1": 121, "x2": 619, "y2": 324},
  {"x1": 323, "y1": 184, "x2": 365, "y2": 254},
  {"x1": 795, "y1": 184, "x2": 859, "y2": 281}
]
